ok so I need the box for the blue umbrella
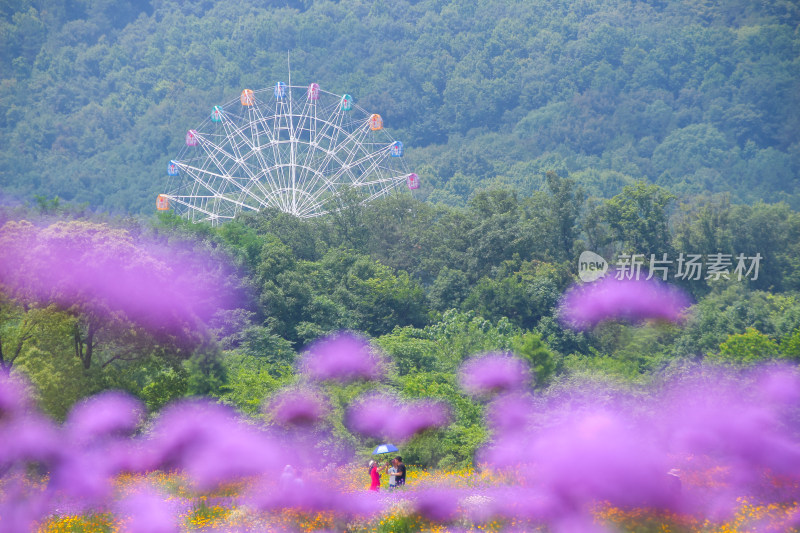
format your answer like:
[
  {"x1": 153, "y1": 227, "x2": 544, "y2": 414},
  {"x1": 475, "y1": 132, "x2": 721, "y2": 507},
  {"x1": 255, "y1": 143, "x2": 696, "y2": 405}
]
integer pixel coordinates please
[{"x1": 372, "y1": 443, "x2": 399, "y2": 455}]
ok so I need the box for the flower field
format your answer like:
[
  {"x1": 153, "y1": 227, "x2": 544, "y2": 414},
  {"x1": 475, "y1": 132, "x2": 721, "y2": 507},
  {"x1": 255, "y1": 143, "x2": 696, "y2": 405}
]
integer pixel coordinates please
[
  {"x1": 3, "y1": 343, "x2": 799, "y2": 533},
  {"x1": 33, "y1": 467, "x2": 800, "y2": 532}
]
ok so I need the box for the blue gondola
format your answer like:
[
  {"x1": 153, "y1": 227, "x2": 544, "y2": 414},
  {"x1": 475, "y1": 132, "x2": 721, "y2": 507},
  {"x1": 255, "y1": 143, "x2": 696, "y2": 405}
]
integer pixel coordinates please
[
  {"x1": 391, "y1": 141, "x2": 404, "y2": 157},
  {"x1": 274, "y1": 81, "x2": 287, "y2": 100}
]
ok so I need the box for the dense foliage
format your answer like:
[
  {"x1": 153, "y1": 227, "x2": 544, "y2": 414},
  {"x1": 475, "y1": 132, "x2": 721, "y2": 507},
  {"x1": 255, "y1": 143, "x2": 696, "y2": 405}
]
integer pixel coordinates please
[
  {"x1": 1, "y1": 0, "x2": 798, "y2": 213},
  {"x1": 4, "y1": 177, "x2": 800, "y2": 466}
]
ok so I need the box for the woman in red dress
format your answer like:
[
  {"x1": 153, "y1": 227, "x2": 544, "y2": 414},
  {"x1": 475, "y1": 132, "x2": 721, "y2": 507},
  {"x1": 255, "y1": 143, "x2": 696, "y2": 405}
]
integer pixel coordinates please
[{"x1": 368, "y1": 460, "x2": 381, "y2": 491}]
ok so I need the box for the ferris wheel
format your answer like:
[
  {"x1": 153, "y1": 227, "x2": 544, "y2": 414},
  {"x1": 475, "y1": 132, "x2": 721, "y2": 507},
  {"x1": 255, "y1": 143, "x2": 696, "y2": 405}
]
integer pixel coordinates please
[{"x1": 157, "y1": 82, "x2": 419, "y2": 224}]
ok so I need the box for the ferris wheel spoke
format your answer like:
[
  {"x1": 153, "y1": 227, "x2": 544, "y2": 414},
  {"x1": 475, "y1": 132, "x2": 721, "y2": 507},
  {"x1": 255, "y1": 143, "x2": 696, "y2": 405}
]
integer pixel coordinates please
[
  {"x1": 267, "y1": 101, "x2": 296, "y2": 208},
  {"x1": 193, "y1": 134, "x2": 261, "y2": 195},
  {"x1": 217, "y1": 112, "x2": 287, "y2": 212},
  {"x1": 242, "y1": 106, "x2": 292, "y2": 211},
  {"x1": 329, "y1": 142, "x2": 393, "y2": 185},
  {"x1": 175, "y1": 161, "x2": 265, "y2": 211},
  {"x1": 294, "y1": 107, "x2": 321, "y2": 191},
  {"x1": 166, "y1": 195, "x2": 255, "y2": 221},
  {"x1": 314, "y1": 112, "x2": 369, "y2": 175},
  {"x1": 322, "y1": 122, "x2": 373, "y2": 186},
  {"x1": 247, "y1": 104, "x2": 294, "y2": 211},
  {"x1": 295, "y1": 174, "x2": 337, "y2": 216},
  {"x1": 296, "y1": 110, "x2": 349, "y2": 197}
]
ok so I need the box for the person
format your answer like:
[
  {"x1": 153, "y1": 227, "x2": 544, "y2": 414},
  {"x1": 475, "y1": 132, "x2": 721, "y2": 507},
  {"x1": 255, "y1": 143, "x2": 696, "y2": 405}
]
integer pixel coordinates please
[
  {"x1": 387, "y1": 458, "x2": 398, "y2": 489},
  {"x1": 394, "y1": 456, "x2": 406, "y2": 487},
  {"x1": 368, "y1": 460, "x2": 381, "y2": 491},
  {"x1": 279, "y1": 464, "x2": 295, "y2": 489},
  {"x1": 667, "y1": 468, "x2": 682, "y2": 495}
]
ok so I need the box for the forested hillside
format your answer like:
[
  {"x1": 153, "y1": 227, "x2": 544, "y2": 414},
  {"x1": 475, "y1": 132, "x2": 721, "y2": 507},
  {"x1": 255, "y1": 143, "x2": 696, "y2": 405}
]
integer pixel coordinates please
[
  {"x1": 1, "y1": 0, "x2": 798, "y2": 213},
  {"x1": 4, "y1": 178, "x2": 800, "y2": 467}
]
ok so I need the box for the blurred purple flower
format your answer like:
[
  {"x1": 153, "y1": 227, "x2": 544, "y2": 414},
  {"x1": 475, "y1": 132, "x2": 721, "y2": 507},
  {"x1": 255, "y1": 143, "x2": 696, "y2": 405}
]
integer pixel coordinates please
[
  {"x1": 755, "y1": 365, "x2": 800, "y2": 406},
  {"x1": 117, "y1": 486, "x2": 179, "y2": 533},
  {"x1": 346, "y1": 393, "x2": 396, "y2": 439},
  {"x1": 299, "y1": 332, "x2": 383, "y2": 383},
  {"x1": 0, "y1": 413, "x2": 61, "y2": 468},
  {"x1": 0, "y1": 373, "x2": 32, "y2": 419},
  {"x1": 399, "y1": 401, "x2": 451, "y2": 438},
  {"x1": 346, "y1": 393, "x2": 450, "y2": 442},
  {"x1": 486, "y1": 392, "x2": 535, "y2": 435},
  {"x1": 459, "y1": 353, "x2": 531, "y2": 396},
  {"x1": 529, "y1": 410, "x2": 677, "y2": 510},
  {"x1": 658, "y1": 368, "x2": 800, "y2": 482},
  {"x1": 146, "y1": 400, "x2": 286, "y2": 490},
  {"x1": 49, "y1": 449, "x2": 116, "y2": 508},
  {"x1": 0, "y1": 478, "x2": 52, "y2": 533},
  {"x1": 559, "y1": 275, "x2": 691, "y2": 330},
  {"x1": 268, "y1": 387, "x2": 329, "y2": 427},
  {"x1": 0, "y1": 220, "x2": 235, "y2": 336},
  {"x1": 66, "y1": 391, "x2": 143, "y2": 443},
  {"x1": 414, "y1": 489, "x2": 460, "y2": 522}
]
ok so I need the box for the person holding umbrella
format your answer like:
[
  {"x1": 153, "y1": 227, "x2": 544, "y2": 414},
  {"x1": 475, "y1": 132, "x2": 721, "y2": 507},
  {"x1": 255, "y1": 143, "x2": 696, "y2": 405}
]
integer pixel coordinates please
[
  {"x1": 369, "y1": 444, "x2": 397, "y2": 491},
  {"x1": 368, "y1": 460, "x2": 381, "y2": 491}
]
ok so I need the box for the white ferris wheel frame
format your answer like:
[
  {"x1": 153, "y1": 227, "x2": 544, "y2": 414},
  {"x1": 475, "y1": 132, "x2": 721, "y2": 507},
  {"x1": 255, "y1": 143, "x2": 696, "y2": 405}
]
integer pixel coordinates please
[{"x1": 162, "y1": 84, "x2": 415, "y2": 225}]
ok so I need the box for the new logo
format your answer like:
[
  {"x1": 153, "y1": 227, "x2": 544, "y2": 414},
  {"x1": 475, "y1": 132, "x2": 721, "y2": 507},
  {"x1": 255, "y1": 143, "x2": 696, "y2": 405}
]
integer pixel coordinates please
[{"x1": 578, "y1": 251, "x2": 608, "y2": 282}]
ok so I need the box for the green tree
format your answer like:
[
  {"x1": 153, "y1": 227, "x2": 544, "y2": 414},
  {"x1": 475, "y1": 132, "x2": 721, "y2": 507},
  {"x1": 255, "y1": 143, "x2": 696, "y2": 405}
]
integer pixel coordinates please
[
  {"x1": 544, "y1": 171, "x2": 586, "y2": 261},
  {"x1": 511, "y1": 332, "x2": 559, "y2": 389},
  {"x1": 424, "y1": 310, "x2": 518, "y2": 373},
  {"x1": 601, "y1": 181, "x2": 676, "y2": 257},
  {"x1": 778, "y1": 328, "x2": 800, "y2": 362},
  {"x1": 429, "y1": 267, "x2": 470, "y2": 312},
  {"x1": 714, "y1": 327, "x2": 779, "y2": 364},
  {"x1": 462, "y1": 260, "x2": 568, "y2": 330},
  {"x1": 218, "y1": 352, "x2": 292, "y2": 416},
  {"x1": 376, "y1": 326, "x2": 438, "y2": 375}
]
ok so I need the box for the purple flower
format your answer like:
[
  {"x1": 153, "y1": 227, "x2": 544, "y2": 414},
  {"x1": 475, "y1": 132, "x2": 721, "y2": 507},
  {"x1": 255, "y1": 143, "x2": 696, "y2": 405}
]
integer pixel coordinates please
[
  {"x1": 755, "y1": 365, "x2": 800, "y2": 406},
  {"x1": 49, "y1": 449, "x2": 116, "y2": 508},
  {"x1": 345, "y1": 393, "x2": 397, "y2": 439},
  {"x1": 486, "y1": 392, "x2": 536, "y2": 435},
  {"x1": 268, "y1": 387, "x2": 329, "y2": 427},
  {"x1": 346, "y1": 393, "x2": 450, "y2": 442},
  {"x1": 414, "y1": 489, "x2": 460, "y2": 522},
  {"x1": 299, "y1": 332, "x2": 383, "y2": 382},
  {"x1": 0, "y1": 478, "x2": 52, "y2": 533},
  {"x1": 66, "y1": 391, "x2": 143, "y2": 443},
  {"x1": 0, "y1": 373, "x2": 32, "y2": 420},
  {"x1": 559, "y1": 275, "x2": 691, "y2": 330},
  {"x1": 0, "y1": 413, "x2": 61, "y2": 467},
  {"x1": 658, "y1": 367, "x2": 800, "y2": 482},
  {"x1": 117, "y1": 486, "x2": 179, "y2": 533},
  {"x1": 0, "y1": 220, "x2": 235, "y2": 337},
  {"x1": 459, "y1": 353, "x2": 531, "y2": 396},
  {"x1": 146, "y1": 400, "x2": 287, "y2": 490},
  {"x1": 396, "y1": 401, "x2": 451, "y2": 439}
]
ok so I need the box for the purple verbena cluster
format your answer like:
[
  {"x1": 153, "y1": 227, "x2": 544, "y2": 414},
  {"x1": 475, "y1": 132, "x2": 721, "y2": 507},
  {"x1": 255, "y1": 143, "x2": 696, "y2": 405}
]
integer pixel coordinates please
[
  {"x1": 459, "y1": 353, "x2": 532, "y2": 396},
  {"x1": 346, "y1": 392, "x2": 451, "y2": 442},
  {"x1": 267, "y1": 387, "x2": 329, "y2": 427},
  {"x1": 298, "y1": 332, "x2": 384, "y2": 382},
  {"x1": 559, "y1": 275, "x2": 692, "y2": 329},
  {"x1": 0, "y1": 220, "x2": 234, "y2": 334}
]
